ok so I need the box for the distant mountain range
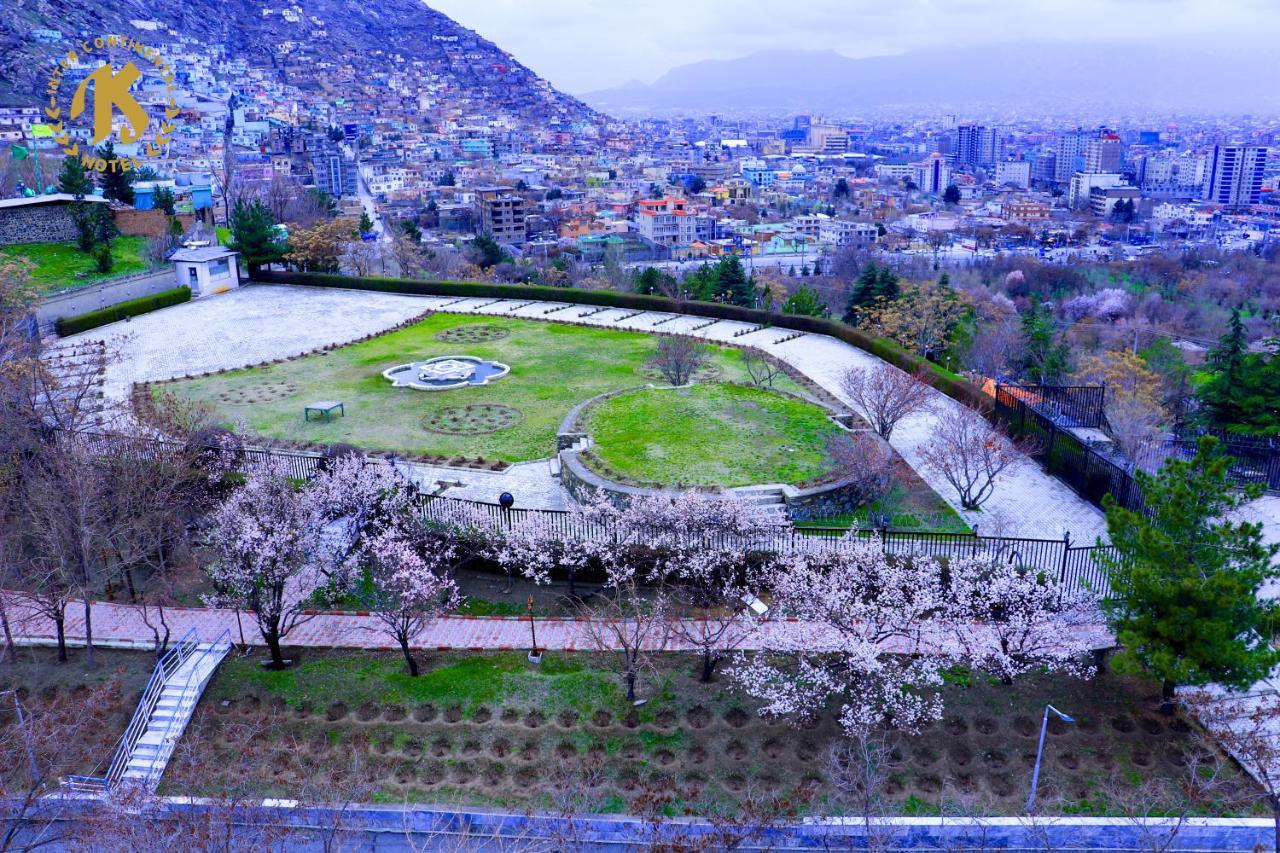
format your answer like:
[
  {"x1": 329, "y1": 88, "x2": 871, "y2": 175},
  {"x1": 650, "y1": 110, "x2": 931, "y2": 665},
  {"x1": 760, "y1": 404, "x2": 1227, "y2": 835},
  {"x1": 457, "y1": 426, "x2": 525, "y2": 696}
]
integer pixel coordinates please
[
  {"x1": 581, "y1": 44, "x2": 1280, "y2": 117},
  {"x1": 0, "y1": 0, "x2": 598, "y2": 124}
]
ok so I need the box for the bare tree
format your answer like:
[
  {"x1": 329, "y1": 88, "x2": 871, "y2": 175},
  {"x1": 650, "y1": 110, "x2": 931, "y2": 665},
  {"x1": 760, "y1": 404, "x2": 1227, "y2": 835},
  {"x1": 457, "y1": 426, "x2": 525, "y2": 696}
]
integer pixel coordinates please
[
  {"x1": 653, "y1": 334, "x2": 707, "y2": 387},
  {"x1": 839, "y1": 363, "x2": 934, "y2": 441},
  {"x1": 576, "y1": 570, "x2": 670, "y2": 703},
  {"x1": 1184, "y1": 689, "x2": 1280, "y2": 852},
  {"x1": 742, "y1": 348, "x2": 783, "y2": 388},
  {"x1": 825, "y1": 733, "x2": 900, "y2": 853},
  {"x1": 917, "y1": 407, "x2": 1023, "y2": 510},
  {"x1": 825, "y1": 432, "x2": 896, "y2": 515}
]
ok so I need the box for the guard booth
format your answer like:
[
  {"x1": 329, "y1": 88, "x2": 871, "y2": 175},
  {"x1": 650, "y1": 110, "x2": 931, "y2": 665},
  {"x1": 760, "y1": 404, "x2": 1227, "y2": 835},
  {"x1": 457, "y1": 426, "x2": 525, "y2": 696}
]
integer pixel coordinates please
[{"x1": 170, "y1": 247, "x2": 242, "y2": 298}]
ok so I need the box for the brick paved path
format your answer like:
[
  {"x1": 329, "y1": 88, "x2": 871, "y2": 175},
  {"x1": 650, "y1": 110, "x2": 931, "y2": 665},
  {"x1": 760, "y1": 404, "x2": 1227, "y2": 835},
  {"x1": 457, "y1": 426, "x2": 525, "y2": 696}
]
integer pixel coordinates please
[{"x1": 2, "y1": 594, "x2": 1113, "y2": 655}]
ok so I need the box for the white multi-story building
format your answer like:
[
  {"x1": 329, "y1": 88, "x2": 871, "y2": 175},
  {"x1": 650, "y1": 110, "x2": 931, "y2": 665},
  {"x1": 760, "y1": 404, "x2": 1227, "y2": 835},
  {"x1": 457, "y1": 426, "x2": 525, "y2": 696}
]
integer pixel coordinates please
[
  {"x1": 635, "y1": 197, "x2": 697, "y2": 247},
  {"x1": 819, "y1": 219, "x2": 878, "y2": 248},
  {"x1": 1067, "y1": 172, "x2": 1127, "y2": 209},
  {"x1": 994, "y1": 160, "x2": 1031, "y2": 188},
  {"x1": 912, "y1": 153, "x2": 952, "y2": 195}
]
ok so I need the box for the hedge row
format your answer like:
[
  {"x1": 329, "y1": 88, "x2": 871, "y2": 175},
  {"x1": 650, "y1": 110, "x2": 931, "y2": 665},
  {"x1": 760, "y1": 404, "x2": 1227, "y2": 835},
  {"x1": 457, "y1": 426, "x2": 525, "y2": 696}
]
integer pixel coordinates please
[
  {"x1": 55, "y1": 287, "x2": 193, "y2": 336},
  {"x1": 254, "y1": 271, "x2": 990, "y2": 410}
]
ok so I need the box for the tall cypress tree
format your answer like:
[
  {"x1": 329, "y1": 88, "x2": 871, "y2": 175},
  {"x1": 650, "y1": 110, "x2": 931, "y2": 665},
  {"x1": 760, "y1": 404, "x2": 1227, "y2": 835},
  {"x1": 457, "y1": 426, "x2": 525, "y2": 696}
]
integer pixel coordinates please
[{"x1": 57, "y1": 155, "x2": 93, "y2": 198}]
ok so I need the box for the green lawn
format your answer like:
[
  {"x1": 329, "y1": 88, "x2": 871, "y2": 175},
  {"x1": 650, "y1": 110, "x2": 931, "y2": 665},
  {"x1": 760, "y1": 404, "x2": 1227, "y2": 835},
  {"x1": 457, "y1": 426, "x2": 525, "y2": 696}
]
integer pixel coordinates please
[
  {"x1": 163, "y1": 314, "x2": 805, "y2": 464},
  {"x1": 583, "y1": 383, "x2": 848, "y2": 488},
  {"x1": 2, "y1": 236, "x2": 151, "y2": 293}
]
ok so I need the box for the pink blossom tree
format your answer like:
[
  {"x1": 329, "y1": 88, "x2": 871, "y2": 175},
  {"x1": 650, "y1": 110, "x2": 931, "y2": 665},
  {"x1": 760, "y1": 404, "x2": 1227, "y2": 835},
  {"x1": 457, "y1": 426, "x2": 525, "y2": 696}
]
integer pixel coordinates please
[
  {"x1": 943, "y1": 556, "x2": 1099, "y2": 685},
  {"x1": 732, "y1": 539, "x2": 950, "y2": 738},
  {"x1": 354, "y1": 528, "x2": 462, "y2": 676},
  {"x1": 205, "y1": 460, "x2": 323, "y2": 668}
]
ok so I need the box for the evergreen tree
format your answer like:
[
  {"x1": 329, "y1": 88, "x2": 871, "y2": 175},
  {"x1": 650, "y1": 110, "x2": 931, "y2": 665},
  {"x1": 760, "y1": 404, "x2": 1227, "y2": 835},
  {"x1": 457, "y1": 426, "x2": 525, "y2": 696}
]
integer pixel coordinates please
[
  {"x1": 1018, "y1": 302, "x2": 1069, "y2": 384},
  {"x1": 96, "y1": 143, "x2": 135, "y2": 204},
  {"x1": 715, "y1": 255, "x2": 756, "y2": 307},
  {"x1": 358, "y1": 210, "x2": 374, "y2": 235},
  {"x1": 781, "y1": 284, "x2": 827, "y2": 317},
  {"x1": 57, "y1": 155, "x2": 93, "y2": 198},
  {"x1": 832, "y1": 177, "x2": 850, "y2": 198},
  {"x1": 943, "y1": 184, "x2": 961, "y2": 205},
  {"x1": 1198, "y1": 315, "x2": 1280, "y2": 435},
  {"x1": 842, "y1": 262, "x2": 900, "y2": 323},
  {"x1": 229, "y1": 199, "x2": 283, "y2": 274},
  {"x1": 152, "y1": 186, "x2": 176, "y2": 216},
  {"x1": 1099, "y1": 437, "x2": 1280, "y2": 712},
  {"x1": 632, "y1": 266, "x2": 674, "y2": 296},
  {"x1": 470, "y1": 233, "x2": 506, "y2": 269}
]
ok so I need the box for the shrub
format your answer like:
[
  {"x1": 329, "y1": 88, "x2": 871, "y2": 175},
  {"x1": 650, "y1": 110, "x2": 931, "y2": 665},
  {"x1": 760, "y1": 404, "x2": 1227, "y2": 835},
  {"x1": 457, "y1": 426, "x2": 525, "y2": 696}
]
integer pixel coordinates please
[
  {"x1": 55, "y1": 286, "x2": 192, "y2": 336},
  {"x1": 92, "y1": 242, "x2": 114, "y2": 273}
]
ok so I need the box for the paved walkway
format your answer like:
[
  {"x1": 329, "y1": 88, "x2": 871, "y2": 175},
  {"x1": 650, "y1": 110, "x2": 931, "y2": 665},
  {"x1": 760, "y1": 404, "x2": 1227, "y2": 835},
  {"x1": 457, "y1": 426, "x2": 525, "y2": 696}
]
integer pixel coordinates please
[
  {"x1": 62, "y1": 284, "x2": 1112, "y2": 540},
  {"x1": 2, "y1": 594, "x2": 1113, "y2": 655}
]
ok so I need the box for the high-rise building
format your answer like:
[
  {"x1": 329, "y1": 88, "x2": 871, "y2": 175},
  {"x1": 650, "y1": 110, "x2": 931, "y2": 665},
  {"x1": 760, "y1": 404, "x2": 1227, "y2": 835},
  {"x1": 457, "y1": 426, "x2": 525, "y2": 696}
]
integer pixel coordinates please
[
  {"x1": 1203, "y1": 145, "x2": 1268, "y2": 206},
  {"x1": 1083, "y1": 134, "x2": 1123, "y2": 173},
  {"x1": 309, "y1": 138, "x2": 357, "y2": 198},
  {"x1": 953, "y1": 124, "x2": 1000, "y2": 167},
  {"x1": 1054, "y1": 129, "x2": 1087, "y2": 185},
  {"x1": 913, "y1": 152, "x2": 952, "y2": 195}
]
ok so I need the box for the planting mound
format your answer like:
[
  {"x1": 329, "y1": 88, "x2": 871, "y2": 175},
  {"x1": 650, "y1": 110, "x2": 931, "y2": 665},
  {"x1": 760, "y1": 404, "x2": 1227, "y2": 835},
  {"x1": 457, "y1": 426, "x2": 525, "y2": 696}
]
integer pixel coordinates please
[{"x1": 421, "y1": 404, "x2": 524, "y2": 435}]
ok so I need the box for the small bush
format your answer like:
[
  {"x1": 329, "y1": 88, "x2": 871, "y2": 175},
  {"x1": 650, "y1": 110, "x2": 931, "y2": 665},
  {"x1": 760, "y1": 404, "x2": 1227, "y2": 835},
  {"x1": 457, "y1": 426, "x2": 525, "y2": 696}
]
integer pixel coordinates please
[
  {"x1": 55, "y1": 286, "x2": 192, "y2": 336},
  {"x1": 92, "y1": 242, "x2": 114, "y2": 273}
]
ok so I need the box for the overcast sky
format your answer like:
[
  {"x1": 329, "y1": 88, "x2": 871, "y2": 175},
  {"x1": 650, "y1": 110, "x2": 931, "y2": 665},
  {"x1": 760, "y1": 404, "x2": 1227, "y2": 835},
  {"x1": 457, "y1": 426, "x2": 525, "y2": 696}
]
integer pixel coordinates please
[{"x1": 426, "y1": 0, "x2": 1280, "y2": 93}]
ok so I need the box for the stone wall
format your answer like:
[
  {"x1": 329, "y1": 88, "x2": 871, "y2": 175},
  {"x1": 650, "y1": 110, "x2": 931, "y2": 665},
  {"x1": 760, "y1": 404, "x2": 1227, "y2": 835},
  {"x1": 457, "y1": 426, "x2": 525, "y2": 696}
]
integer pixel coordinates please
[{"x1": 0, "y1": 202, "x2": 80, "y2": 244}]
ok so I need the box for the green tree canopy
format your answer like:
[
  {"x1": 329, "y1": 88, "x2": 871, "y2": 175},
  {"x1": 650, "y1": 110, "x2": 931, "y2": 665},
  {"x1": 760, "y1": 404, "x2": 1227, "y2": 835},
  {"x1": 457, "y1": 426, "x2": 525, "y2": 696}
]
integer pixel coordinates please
[
  {"x1": 152, "y1": 186, "x2": 176, "y2": 216},
  {"x1": 57, "y1": 156, "x2": 93, "y2": 198},
  {"x1": 943, "y1": 184, "x2": 961, "y2": 205},
  {"x1": 1018, "y1": 301, "x2": 1069, "y2": 384},
  {"x1": 782, "y1": 284, "x2": 828, "y2": 317},
  {"x1": 96, "y1": 143, "x2": 135, "y2": 205},
  {"x1": 1099, "y1": 436, "x2": 1280, "y2": 710},
  {"x1": 229, "y1": 199, "x2": 283, "y2": 274},
  {"x1": 470, "y1": 233, "x2": 507, "y2": 270},
  {"x1": 358, "y1": 210, "x2": 374, "y2": 235},
  {"x1": 842, "y1": 262, "x2": 900, "y2": 323},
  {"x1": 1197, "y1": 311, "x2": 1280, "y2": 435}
]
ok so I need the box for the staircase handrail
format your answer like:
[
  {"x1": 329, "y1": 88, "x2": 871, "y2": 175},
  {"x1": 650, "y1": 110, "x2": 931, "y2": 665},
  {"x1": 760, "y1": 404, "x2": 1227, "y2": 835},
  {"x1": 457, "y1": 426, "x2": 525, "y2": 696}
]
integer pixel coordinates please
[
  {"x1": 69, "y1": 628, "x2": 202, "y2": 791},
  {"x1": 126, "y1": 628, "x2": 232, "y2": 787}
]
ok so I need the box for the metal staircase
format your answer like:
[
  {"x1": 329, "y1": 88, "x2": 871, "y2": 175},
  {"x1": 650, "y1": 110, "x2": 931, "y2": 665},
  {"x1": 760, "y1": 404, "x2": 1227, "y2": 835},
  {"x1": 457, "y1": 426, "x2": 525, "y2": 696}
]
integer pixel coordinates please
[{"x1": 64, "y1": 628, "x2": 232, "y2": 794}]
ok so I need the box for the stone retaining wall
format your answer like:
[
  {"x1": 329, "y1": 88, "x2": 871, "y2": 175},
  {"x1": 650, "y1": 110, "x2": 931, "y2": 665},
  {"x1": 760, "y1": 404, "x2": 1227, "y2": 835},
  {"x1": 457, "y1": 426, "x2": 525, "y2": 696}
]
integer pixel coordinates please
[{"x1": 0, "y1": 201, "x2": 80, "y2": 244}]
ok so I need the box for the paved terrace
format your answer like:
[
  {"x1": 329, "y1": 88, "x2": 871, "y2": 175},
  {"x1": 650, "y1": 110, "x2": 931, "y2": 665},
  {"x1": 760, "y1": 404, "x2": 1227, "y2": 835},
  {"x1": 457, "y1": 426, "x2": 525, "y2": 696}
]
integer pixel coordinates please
[{"x1": 59, "y1": 284, "x2": 1122, "y2": 541}]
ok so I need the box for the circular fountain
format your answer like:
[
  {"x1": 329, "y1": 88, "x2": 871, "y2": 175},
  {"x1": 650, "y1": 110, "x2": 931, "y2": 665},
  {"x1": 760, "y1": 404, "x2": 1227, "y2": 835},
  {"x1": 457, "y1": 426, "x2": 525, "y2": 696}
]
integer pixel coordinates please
[{"x1": 382, "y1": 355, "x2": 510, "y2": 391}]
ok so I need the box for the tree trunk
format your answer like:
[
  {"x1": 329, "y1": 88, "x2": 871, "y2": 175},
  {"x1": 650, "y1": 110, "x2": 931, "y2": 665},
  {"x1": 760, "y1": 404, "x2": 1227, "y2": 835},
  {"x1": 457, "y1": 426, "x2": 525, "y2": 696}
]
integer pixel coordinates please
[
  {"x1": 399, "y1": 636, "x2": 420, "y2": 677},
  {"x1": 625, "y1": 668, "x2": 637, "y2": 703},
  {"x1": 0, "y1": 596, "x2": 16, "y2": 664},
  {"x1": 264, "y1": 630, "x2": 286, "y2": 669},
  {"x1": 700, "y1": 650, "x2": 718, "y2": 684},
  {"x1": 54, "y1": 616, "x2": 66, "y2": 663},
  {"x1": 82, "y1": 598, "x2": 95, "y2": 670},
  {"x1": 1160, "y1": 679, "x2": 1176, "y2": 716}
]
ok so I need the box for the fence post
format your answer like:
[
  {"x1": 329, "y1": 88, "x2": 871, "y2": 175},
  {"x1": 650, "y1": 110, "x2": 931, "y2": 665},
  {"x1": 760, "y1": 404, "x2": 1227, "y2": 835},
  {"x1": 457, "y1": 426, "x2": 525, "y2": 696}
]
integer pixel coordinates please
[{"x1": 1059, "y1": 531, "x2": 1071, "y2": 588}]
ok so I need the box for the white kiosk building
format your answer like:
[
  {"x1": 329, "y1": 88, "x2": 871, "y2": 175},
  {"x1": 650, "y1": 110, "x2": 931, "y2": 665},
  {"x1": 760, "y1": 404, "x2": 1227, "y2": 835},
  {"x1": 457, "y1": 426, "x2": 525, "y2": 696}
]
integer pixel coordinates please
[{"x1": 170, "y1": 246, "x2": 242, "y2": 297}]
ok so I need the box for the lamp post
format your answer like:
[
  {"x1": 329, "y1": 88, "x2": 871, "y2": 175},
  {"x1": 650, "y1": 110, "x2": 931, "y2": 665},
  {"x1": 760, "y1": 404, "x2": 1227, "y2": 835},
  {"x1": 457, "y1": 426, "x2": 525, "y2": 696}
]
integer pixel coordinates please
[{"x1": 1026, "y1": 704, "x2": 1075, "y2": 814}]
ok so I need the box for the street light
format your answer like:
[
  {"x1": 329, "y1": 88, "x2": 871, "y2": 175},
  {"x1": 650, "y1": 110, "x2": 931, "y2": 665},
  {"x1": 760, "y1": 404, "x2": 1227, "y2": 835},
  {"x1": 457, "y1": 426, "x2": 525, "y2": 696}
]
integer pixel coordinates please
[{"x1": 1026, "y1": 703, "x2": 1074, "y2": 814}]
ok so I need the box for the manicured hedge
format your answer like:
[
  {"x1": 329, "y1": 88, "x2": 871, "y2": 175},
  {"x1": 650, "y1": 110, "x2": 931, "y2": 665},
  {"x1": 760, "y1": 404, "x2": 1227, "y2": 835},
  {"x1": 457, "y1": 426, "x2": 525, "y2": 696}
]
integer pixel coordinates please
[
  {"x1": 55, "y1": 286, "x2": 193, "y2": 336},
  {"x1": 254, "y1": 271, "x2": 991, "y2": 411}
]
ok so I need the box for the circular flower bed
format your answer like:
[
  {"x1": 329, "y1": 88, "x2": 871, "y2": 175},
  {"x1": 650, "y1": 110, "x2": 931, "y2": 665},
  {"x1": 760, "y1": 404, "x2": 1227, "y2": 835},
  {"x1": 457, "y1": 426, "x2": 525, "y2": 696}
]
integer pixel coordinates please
[
  {"x1": 434, "y1": 324, "x2": 510, "y2": 344},
  {"x1": 636, "y1": 359, "x2": 722, "y2": 384},
  {"x1": 421, "y1": 404, "x2": 524, "y2": 435},
  {"x1": 215, "y1": 381, "x2": 299, "y2": 405}
]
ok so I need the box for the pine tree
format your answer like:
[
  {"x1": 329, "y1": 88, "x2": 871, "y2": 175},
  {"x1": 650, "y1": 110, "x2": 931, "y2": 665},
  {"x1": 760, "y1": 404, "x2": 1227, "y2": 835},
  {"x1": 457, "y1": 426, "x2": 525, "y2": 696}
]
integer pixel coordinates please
[
  {"x1": 57, "y1": 155, "x2": 93, "y2": 198},
  {"x1": 96, "y1": 143, "x2": 135, "y2": 204},
  {"x1": 358, "y1": 210, "x2": 374, "y2": 235},
  {"x1": 1099, "y1": 437, "x2": 1280, "y2": 712},
  {"x1": 715, "y1": 255, "x2": 756, "y2": 307},
  {"x1": 229, "y1": 199, "x2": 283, "y2": 274},
  {"x1": 1018, "y1": 302, "x2": 1069, "y2": 384},
  {"x1": 152, "y1": 186, "x2": 176, "y2": 216}
]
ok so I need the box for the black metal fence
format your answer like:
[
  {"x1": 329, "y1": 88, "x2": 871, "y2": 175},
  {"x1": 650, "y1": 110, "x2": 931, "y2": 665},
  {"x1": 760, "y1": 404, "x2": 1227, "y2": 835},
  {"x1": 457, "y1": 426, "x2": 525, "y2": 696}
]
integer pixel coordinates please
[
  {"x1": 996, "y1": 383, "x2": 1108, "y2": 429},
  {"x1": 61, "y1": 430, "x2": 1116, "y2": 594},
  {"x1": 993, "y1": 385, "x2": 1280, "y2": 514}
]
